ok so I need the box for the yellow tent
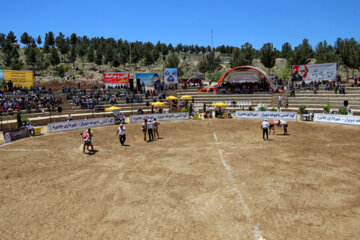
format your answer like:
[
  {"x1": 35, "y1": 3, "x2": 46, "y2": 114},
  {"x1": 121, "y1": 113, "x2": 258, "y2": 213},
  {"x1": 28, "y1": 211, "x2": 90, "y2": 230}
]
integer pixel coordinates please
[
  {"x1": 166, "y1": 96, "x2": 178, "y2": 100},
  {"x1": 105, "y1": 106, "x2": 122, "y2": 112},
  {"x1": 180, "y1": 95, "x2": 193, "y2": 99},
  {"x1": 213, "y1": 102, "x2": 227, "y2": 107},
  {"x1": 152, "y1": 101, "x2": 165, "y2": 106}
]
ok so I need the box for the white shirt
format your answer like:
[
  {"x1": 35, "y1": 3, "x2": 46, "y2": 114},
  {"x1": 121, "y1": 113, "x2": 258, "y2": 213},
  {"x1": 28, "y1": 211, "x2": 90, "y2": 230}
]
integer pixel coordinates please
[
  {"x1": 147, "y1": 121, "x2": 153, "y2": 129},
  {"x1": 118, "y1": 126, "x2": 126, "y2": 135},
  {"x1": 261, "y1": 121, "x2": 270, "y2": 129}
]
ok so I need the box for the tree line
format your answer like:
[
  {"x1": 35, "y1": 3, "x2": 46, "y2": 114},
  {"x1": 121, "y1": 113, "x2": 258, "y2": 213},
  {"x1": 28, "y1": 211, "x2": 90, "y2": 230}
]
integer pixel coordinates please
[{"x1": 0, "y1": 31, "x2": 359, "y2": 79}]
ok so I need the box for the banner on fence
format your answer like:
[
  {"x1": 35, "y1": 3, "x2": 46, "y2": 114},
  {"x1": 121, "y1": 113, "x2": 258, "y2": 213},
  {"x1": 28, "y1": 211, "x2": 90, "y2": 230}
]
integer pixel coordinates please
[
  {"x1": 130, "y1": 112, "x2": 189, "y2": 123},
  {"x1": 291, "y1": 63, "x2": 337, "y2": 82},
  {"x1": 164, "y1": 68, "x2": 178, "y2": 85},
  {"x1": 103, "y1": 72, "x2": 130, "y2": 86},
  {"x1": 48, "y1": 117, "x2": 115, "y2": 133},
  {"x1": 235, "y1": 111, "x2": 297, "y2": 120},
  {"x1": 136, "y1": 73, "x2": 161, "y2": 86},
  {"x1": 3, "y1": 127, "x2": 30, "y2": 143},
  {"x1": 313, "y1": 113, "x2": 360, "y2": 125}
]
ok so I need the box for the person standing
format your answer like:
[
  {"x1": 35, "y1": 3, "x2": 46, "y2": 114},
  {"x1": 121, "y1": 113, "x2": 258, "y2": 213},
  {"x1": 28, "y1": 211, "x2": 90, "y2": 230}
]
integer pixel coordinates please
[
  {"x1": 278, "y1": 95, "x2": 282, "y2": 107},
  {"x1": 82, "y1": 128, "x2": 94, "y2": 154},
  {"x1": 261, "y1": 119, "x2": 270, "y2": 141},
  {"x1": 147, "y1": 118, "x2": 154, "y2": 141},
  {"x1": 153, "y1": 118, "x2": 160, "y2": 139},
  {"x1": 276, "y1": 120, "x2": 288, "y2": 135},
  {"x1": 142, "y1": 119, "x2": 148, "y2": 141},
  {"x1": 116, "y1": 124, "x2": 126, "y2": 146}
]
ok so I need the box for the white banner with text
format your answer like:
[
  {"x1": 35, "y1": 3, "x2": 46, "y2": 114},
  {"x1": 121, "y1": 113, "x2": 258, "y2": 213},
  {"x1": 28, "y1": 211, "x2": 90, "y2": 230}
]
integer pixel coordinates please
[
  {"x1": 313, "y1": 113, "x2": 360, "y2": 125},
  {"x1": 48, "y1": 117, "x2": 115, "y2": 133},
  {"x1": 130, "y1": 112, "x2": 189, "y2": 123},
  {"x1": 235, "y1": 111, "x2": 297, "y2": 120}
]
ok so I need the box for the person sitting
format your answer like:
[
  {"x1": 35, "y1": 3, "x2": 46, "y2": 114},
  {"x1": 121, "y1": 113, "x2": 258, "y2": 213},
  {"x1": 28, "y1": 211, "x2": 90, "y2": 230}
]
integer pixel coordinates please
[
  {"x1": 26, "y1": 122, "x2": 35, "y2": 135},
  {"x1": 204, "y1": 112, "x2": 209, "y2": 119}
]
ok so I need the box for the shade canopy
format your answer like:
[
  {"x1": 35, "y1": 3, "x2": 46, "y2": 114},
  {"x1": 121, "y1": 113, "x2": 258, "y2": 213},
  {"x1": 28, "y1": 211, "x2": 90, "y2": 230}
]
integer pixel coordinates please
[
  {"x1": 213, "y1": 102, "x2": 227, "y2": 107},
  {"x1": 152, "y1": 101, "x2": 165, "y2": 106},
  {"x1": 180, "y1": 95, "x2": 193, "y2": 99},
  {"x1": 105, "y1": 106, "x2": 122, "y2": 112},
  {"x1": 166, "y1": 96, "x2": 178, "y2": 100}
]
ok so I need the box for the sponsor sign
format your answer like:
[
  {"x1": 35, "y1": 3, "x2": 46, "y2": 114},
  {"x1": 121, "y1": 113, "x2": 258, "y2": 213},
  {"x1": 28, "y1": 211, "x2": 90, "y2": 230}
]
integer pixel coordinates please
[
  {"x1": 48, "y1": 117, "x2": 115, "y2": 133},
  {"x1": 130, "y1": 112, "x2": 189, "y2": 123},
  {"x1": 235, "y1": 111, "x2": 297, "y2": 120},
  {"x1": 3, "y1": 127, "x2": 30, "y2": 143},
  {"x1": 164, "y1": 68, "x2": 178, "y2": 85},
  {"x1": 313, "y1": 113, "x2": 360, "y2": 126},
  {"x1": 0, "y1": 70, "x2": 34, "y2": 88},
  {"x1": 103, "y1": 72, "x2": 130, "y2": 86},
  {"x1": 136, "y1": 73, "x2": 161, "y2": 86},
  {"x1": 34, "y1": 127, "x2": 42, "y2": 135},
  {"x1": 291, "y1": 63, "x2": 337, "y2": 82}
]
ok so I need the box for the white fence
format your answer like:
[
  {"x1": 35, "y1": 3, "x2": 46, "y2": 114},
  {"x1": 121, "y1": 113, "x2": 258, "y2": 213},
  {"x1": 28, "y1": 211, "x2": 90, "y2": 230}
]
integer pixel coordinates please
[
  {"x1": 313, "y1": 113, "x2": 360, "y2": 125},
  {"x1": 235, "y1": 111, "x2": 297, "y2": 120},
  {"x1": 130, "y1": 112, "x2": 189, "y2": 123},
  {"x1": 48, "y1": 117, "x2": 115, "y2": 133}
]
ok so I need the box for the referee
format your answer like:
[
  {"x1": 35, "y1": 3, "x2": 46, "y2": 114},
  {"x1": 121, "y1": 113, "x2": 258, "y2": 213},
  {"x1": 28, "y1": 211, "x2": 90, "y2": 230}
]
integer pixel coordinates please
[{"x1": 261, "y1": 119, "x2": 270, "y2": 141}]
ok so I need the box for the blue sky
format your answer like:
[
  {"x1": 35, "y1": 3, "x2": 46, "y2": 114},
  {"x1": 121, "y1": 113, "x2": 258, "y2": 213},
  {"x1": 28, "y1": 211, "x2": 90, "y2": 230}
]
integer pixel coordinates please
[{"x1": 2, "y1": 0, "x2": 359, "y2": 49}]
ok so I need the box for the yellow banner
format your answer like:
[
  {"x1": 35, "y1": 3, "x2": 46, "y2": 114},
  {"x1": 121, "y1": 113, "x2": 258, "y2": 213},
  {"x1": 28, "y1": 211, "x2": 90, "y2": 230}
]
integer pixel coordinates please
[{"x1": 3, "y1": 70, "x2": 34, "y2": 88}]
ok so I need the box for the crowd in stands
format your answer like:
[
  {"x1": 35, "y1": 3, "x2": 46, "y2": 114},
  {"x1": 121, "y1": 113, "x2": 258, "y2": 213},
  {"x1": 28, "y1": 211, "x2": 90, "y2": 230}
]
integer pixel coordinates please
[
  {"x1": 66, "y1": 84, "x2": 169, "y2": 110},
  {"x1": 0, "y1": 83, "x2": 61, "y2": 115},
  {"x1": 216, "y1": 81, "x2": 270, "y2": 94}
]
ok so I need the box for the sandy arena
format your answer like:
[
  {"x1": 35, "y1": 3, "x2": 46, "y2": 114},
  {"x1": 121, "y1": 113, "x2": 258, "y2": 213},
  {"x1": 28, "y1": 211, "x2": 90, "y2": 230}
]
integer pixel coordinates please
[{"x1": 0, "y1": 119, "x2": 359, "y2": 240}]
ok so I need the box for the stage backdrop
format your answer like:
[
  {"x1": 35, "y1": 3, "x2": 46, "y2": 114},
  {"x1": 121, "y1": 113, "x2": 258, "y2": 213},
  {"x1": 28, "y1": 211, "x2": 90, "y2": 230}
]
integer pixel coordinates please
[
  {"x1": 136, "y1": 73, "x2": 161, "y2": 86},
  {"x1": 228, "y1": 71, "x2": 258, "y2": 83},
  {"x1": 0, "y1": 70, "x2": 34, "y2": 88},
  {"x1": 164, "y1": 68, "x2": 178, "y2": 85},
  {"x1": 103, "y1": 72, "x2": 130, "y2": 86},
  {"x1": 291, "y1": 63, "x2": 337, "y2": 82}
]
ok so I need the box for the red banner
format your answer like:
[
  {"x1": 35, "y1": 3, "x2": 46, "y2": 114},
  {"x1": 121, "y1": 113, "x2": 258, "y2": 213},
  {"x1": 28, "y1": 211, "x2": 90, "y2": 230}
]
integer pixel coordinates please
[{"x1": 103, "y1": 72, "x2": 130, "y2": 85}]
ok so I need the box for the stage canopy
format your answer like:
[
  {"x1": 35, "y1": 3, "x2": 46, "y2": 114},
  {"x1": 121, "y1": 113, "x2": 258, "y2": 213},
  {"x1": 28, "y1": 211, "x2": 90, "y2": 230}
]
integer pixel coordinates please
[{"x1": 217, "y1": 66, "x2": 276, "y2": 91}]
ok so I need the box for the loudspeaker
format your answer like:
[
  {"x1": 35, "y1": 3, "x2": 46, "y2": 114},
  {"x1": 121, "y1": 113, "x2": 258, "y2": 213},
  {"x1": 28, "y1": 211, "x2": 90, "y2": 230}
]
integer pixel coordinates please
[
  {"x1": 129, "y1": 78, "x2": 134, "y2": 91},
  {"x1": 136, "y1": 78, "x2": 141, "y2": 91},
  {"x1": 58, "y1": 106, "x2": 62, "y2": 113},
  {"x1": 344, "y1": 100, "x2": 348, "y2": 106}
]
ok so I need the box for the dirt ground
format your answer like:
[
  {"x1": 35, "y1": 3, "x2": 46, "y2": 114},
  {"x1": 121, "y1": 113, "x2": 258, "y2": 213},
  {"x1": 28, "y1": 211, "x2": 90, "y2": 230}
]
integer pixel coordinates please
[{"x1": 0, "y1": 119, "x2": 359, "y2": 240}]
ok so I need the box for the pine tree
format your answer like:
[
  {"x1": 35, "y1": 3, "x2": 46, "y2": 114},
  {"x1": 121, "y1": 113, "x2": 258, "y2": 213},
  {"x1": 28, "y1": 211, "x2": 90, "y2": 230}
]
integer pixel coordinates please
[
  {"x1": 281, "y1": 42, "x2": 292, "y2": 61},
  {"x1": 20, "y1": 32, "x2": 31, "y2": 46},
  {"x1": 36, "y1": 50, "x2": 49, "y2": 76},
  {"x1": 315, "y1": 41, "x2": 337, "y2": 64},
  {"x1": 36, "y1": 35, "x2": 42, "y2": 46},
  {"x1": 69, "y1": 47, "x2": 77, "y2": 68},
  {"x1": 25, "y1": 46, "x2": 37, "y2": 70},
  {"x1": 260, "y1": 43, "x2": 276, "y2": 75},
  {"x1": 87, "y1": 46, "x2": 95, "y2": 68},
  {"x1": 95, "y1": 50, "x2": 103, "y2": 70},
  {"x1": 165, "y1": 52, "x2": 180, "y2": 68},
  {"x1": 49, "y1": 48, "x2": 60, "y2": 69},
  {"x1": 289, "y1": 38, "x2": 313, "y2": 66},
  {"x1": 6, "y1": 31, "x2": 17, "y2": 43}
]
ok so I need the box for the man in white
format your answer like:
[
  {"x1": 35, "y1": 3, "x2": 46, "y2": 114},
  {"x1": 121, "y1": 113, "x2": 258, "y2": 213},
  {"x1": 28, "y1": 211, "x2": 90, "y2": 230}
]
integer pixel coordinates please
[
  {"x1": 147, "y1": 119, "x2": 154, "y2": 141},
  {"x1": 116, "y1": 124, "x2": 126, "y2": 146},
  {"x1": 261, "y1": 119, "x2": 270, "y2": 140}
]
